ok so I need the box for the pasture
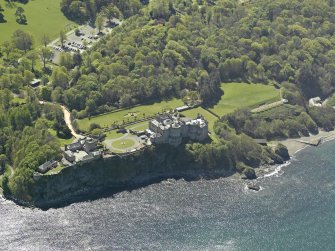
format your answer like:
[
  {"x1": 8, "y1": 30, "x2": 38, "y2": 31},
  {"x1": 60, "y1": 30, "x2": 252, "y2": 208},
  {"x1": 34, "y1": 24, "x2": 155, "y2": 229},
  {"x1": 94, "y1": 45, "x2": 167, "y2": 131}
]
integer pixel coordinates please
[
  {"x1": 0, "y1": 0, "x2": 76, "y2": 44},
  {"x1": 209, "y1": 83, "x2": 280, "y2": 117}
]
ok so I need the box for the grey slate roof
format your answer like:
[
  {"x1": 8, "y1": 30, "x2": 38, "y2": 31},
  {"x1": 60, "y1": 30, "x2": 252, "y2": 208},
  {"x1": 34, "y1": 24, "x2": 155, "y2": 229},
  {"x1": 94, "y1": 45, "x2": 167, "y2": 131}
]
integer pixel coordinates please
[{"x1": 38, "y1": 160, "x2": 57, "y2": 173}]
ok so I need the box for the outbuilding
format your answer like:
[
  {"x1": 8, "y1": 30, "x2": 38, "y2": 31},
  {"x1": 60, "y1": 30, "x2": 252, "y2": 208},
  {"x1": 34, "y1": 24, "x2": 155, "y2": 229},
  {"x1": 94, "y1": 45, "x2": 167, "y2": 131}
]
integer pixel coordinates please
[
  {"x1": 38, "y1": 160, "x2": 58, "y2": 174},
  {"x1": 30, "y1": 79, "x2": 41, "y2": 88},
  {"x1": 64, "y1": 150, "x2": 75, "y2": 163}
]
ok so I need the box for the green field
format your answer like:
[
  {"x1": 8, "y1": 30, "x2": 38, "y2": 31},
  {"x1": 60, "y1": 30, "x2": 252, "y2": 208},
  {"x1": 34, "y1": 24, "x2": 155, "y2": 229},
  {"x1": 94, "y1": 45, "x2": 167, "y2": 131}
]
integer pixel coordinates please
[
  {"x1": 127, "y1": 122, "x2": 148, "y2": 131},
  {"x1": 209, "y1": 83, "x2": 280, "y2": 117},
  {"x1": 112, "y1": 139, "x2": 136, "y2": 149},
  {"x1": 78, "y1": 98, "x2": 184, "y2": 131},
  {"x1": 0, "y1": 0, "x2": 76, "y2": 44}
]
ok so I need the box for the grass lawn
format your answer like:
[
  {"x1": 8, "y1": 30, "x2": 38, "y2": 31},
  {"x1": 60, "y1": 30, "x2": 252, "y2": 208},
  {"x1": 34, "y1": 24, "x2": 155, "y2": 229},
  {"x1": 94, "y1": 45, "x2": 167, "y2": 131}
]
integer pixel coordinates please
[
  {"x1": 48, "y1": 129, "x2": 74, "y2": 146},
  {"x1": 112, "y1": 139, "x2": 136, "y2": 149},
  {"x1": 46, "y1": 164, "x2": 65, "y2": 175},
  {"x1": 126, "y1": 122, "x2": 148, "y2": 131},
  {"x1": 105, "y1": 107, "x2": 219, "y2": 141},
  {"x1": 78, "y1": 98, "x2": 183, "y2": 131},
  {"x1": 209, "y1": 83, "x2": 280, "y2": 117},
  {"x1": 105, "y1": 122, "x2": 149, "y2": 140},
  {"x1": 0, "y1": 0, "x2": 77, "y2": 44},
  {"x1": 105, "y1": 130, "x2": 124, "y2": 140}
]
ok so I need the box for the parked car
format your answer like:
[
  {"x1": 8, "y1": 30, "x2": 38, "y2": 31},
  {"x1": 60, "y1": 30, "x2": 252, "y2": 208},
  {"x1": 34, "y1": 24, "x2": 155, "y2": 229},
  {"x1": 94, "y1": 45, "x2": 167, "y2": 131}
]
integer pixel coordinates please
[{"x1": 117, "y1": 128, "x2": 127, "y2": 134}]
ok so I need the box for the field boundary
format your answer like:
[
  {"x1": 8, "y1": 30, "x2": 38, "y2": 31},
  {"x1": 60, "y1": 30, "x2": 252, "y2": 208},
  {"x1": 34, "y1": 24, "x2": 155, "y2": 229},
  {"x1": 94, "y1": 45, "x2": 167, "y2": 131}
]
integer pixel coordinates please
[
  {"x1": 83, "y1": 98, "x2": 176, "y2": 120},
  {"x1": 201, "y1": 106, "x2": 220, "y2": 119}
]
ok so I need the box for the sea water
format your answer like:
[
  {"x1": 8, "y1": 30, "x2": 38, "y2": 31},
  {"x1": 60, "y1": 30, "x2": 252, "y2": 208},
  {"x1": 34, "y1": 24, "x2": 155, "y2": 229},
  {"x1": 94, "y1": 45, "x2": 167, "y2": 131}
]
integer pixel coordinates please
[{"x1": 1, "y1": 140, "x2": 335, "y2": 251}]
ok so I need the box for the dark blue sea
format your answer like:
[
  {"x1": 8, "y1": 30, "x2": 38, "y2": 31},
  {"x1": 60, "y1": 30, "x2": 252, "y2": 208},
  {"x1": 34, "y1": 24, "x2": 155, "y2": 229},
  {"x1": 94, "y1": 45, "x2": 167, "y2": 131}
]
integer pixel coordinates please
[{"x1": 2, "y1": 140, "x2": 335, "y2": 250}]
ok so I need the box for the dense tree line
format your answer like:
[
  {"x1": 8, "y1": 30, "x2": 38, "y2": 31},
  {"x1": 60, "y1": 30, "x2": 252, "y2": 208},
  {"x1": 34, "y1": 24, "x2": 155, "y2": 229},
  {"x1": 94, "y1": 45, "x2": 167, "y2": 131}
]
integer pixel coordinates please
[
  {"x1": 215, "y1": 105, "x2": 319, "y2": 141},
  {"x1": 43, "y1": 0, "x2": 335, "y2": 118},
  {"x1": 3, "y1": 0, "x2": 335, "y2": 200},
  {"x1": 0, "y1": 64, "x2": 68, "y2": 200},
  {"x1": 187, "y1": 127, "x2": 289, "y2": 179},
  {"x1": 60, "y1": 0, "x2": 141, "y2": 23}
]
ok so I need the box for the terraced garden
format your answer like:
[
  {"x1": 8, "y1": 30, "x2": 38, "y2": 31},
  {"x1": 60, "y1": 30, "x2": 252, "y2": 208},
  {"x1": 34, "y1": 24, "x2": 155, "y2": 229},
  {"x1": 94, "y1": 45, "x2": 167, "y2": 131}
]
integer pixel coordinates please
[{"x1": 77, "y1": 99, "x2": 183, "y2": 132}]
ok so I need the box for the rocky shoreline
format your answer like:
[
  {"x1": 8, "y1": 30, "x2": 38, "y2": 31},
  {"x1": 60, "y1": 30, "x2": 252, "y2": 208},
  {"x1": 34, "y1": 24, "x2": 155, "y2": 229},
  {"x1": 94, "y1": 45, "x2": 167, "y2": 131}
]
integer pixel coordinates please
[
  {"x1": 5, "y1": 169, "x2": 236, "y2": 209},
  {"x1": 5, "y1": 161, "x2": 294, "y2": 209},
  {"x1": 1, "y1": 140, "x2": 293, "y2": 209}
]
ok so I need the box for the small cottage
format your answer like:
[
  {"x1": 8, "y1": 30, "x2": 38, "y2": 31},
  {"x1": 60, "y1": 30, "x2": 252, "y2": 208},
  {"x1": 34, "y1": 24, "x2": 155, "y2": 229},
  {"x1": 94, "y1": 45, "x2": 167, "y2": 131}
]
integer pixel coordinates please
[{"x1": 38, "y1": 160, "x2": 58, "y2": 174}]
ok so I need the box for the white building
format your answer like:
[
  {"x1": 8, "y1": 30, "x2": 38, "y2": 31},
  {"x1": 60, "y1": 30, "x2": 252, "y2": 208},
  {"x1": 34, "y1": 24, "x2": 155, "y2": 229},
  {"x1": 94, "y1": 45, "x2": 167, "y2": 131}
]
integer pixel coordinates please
[{"x1": 148, "y1": 113, "x2": 208, "y2": 146}]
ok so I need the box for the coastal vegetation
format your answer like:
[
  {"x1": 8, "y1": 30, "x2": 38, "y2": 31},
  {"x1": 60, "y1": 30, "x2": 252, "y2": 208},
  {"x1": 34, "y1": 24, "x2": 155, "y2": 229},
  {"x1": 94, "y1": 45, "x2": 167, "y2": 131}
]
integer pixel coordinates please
[
  {"x1": 31, "y1": 142, "x2": 288, "y2": 208},
  {"x1": 0, "y1": 90, "x2": 64, "y2": 199},
  {"x1": 3, "y1": 0, "x2": 335, "y2": 204}
]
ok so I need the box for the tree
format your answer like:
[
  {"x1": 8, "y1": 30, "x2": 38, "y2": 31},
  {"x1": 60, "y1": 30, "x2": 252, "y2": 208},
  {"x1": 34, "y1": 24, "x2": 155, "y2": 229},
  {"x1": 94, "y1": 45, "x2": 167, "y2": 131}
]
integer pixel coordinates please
[
  {"x1": 103, "y1": 4, "x2": 121, "y2": 24},
  {"x1": 26, "y1": 51, "x2": 38, "y2": 72},
  {"x1": 15, "y1": 7, "x2": 24, "y2": 17},
  {"x1": 73, "y1": 51, "x2": 82, "y2": 66},
  {"x1": 59, "y1": 30, "x2": 67, "y2": 48},
  {"x1": 2, "y1": 41, "x2": 13, "y2": 60},
  {"x1": 51, "y1": 66, "x2": 69, "y2": 89},
  {"x1": 11, "y1": 30, "x2": 33, "y2": 52},
  {"x1": 15, "y1": 7, "x2": 27, "y2": 24},
  {"x1": 39, "y1": 47, "x2": 53, "y2": 70},
  {"x1": 41, "y1": 34, "x2": 50, "y2": 47},
  {"x1": 149, "y1": 0, "x2": 170, "y2": 20},
  {"x1": 0, "y1": 154, "x2": 7, "y2": 167},
  {"x1": 86, "y1": 99, "x2": 97, "y2": 116},
  {"x1": 59, "y1": 52, "x2": 73, "y2": 70},
  {"x1": 95, "y1": 14, "x2": 104, "y2": 34},
  {"x1": 0, "y1": 4, "x2": 5, "y2": 23},
  {"x1": 39, "y1": 86, "x2": 52, "y2": 101}
]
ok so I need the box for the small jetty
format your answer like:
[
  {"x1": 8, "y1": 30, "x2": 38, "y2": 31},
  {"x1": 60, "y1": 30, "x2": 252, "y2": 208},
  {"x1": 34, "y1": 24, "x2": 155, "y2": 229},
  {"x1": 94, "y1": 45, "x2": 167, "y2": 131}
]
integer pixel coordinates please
[{"x1": 294, "y1": 137, "x2": 324, "y2": 147}]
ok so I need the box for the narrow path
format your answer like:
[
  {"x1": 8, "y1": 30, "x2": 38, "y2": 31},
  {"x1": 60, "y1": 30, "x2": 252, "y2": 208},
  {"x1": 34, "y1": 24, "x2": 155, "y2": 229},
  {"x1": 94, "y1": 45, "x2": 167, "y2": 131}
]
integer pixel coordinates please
[
  {"x1": 60, "y1": 105, "x2": 83, "y2": 139},
  {"x1": 251, "y1": 100, "x2": 285, "y2": 113},
  {"x1": 39, "y1": 101, "x2": 83, "y2": 139}
]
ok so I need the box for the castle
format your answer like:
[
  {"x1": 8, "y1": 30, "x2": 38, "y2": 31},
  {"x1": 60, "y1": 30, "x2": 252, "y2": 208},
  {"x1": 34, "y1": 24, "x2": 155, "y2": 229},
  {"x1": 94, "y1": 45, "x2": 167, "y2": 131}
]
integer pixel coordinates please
[{"x1": 148, "y1": 113, "x2": 208, "y2": 146}]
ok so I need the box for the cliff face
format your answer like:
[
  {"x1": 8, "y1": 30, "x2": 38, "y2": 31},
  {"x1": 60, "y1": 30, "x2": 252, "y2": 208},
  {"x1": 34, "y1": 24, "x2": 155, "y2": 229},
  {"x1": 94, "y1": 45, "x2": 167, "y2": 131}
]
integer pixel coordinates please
[{"x1": 32, "y1": 146, "x2": 233, "y2": 208}]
